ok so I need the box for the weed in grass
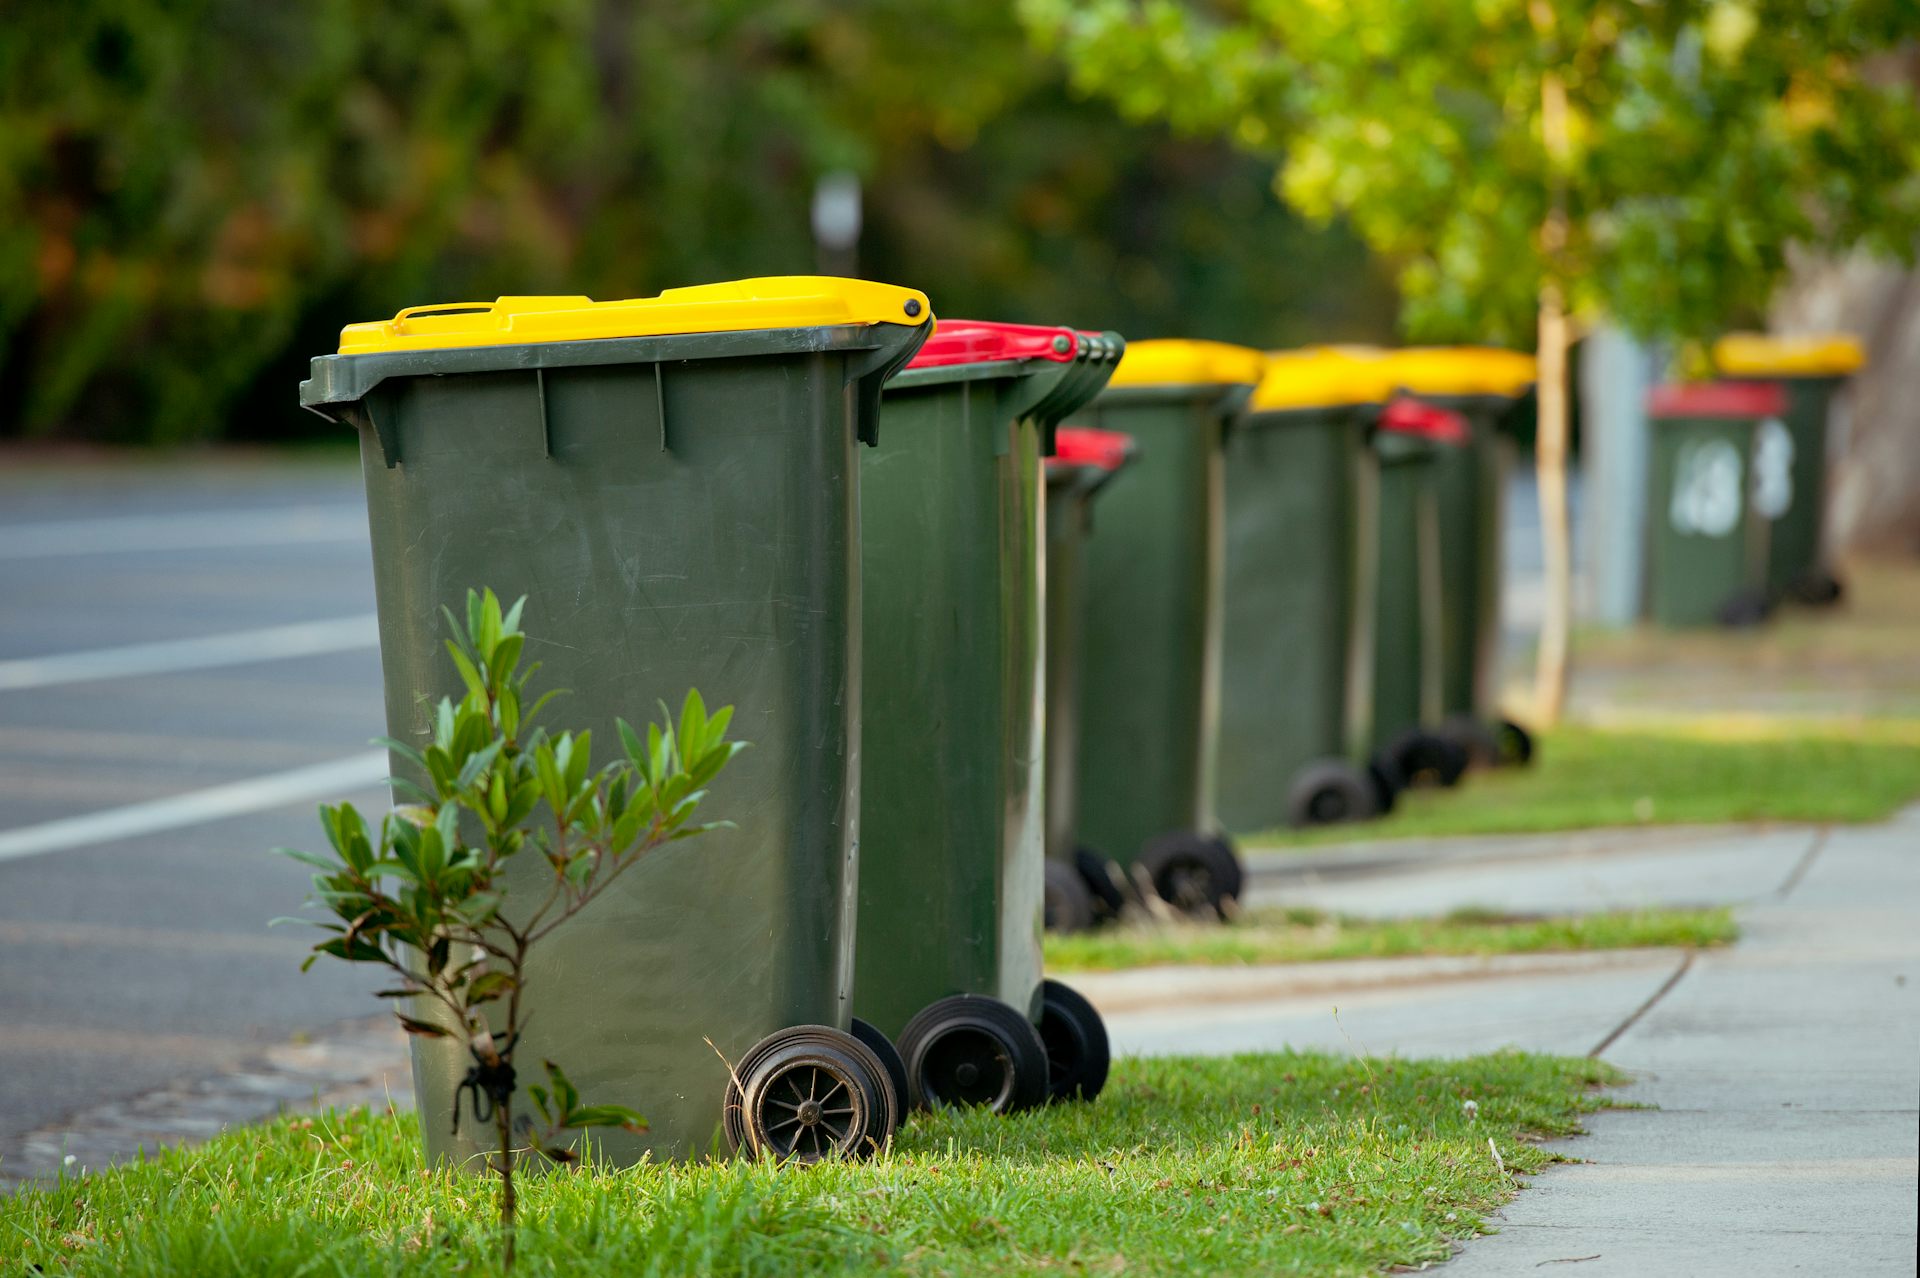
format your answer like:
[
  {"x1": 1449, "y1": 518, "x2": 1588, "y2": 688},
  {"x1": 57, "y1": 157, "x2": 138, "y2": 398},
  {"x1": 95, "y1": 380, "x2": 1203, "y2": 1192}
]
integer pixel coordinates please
[{"x1": 1, "y1": 1051, "x2": 1621, "y2": 1278}]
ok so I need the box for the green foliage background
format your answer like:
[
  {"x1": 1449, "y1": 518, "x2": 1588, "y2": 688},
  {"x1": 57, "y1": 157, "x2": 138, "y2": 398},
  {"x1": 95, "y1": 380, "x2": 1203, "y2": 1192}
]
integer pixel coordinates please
[{"x1": 0, "y1": 0, "x2": 1397, "y2": 445}]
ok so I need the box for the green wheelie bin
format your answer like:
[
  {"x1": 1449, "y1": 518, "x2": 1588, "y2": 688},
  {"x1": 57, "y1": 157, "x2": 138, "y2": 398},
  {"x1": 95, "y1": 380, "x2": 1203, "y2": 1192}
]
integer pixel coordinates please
[
  {"x1": 1042, "y1": 425, "x2": 1137, "y2": 931},
  {"x1": 1064, "y1": 339, "x2": 1267, "y2": 918},
  {"x1": 1379, "y1": 347, "x2": 1538, "y2": 769},
  {"x1": 1712, "y1": 333, "x2": 1866, "y2": 606},
  {"x1": 1645, "y1": 380, "x2": 1791, "y2": 628},
  {"x1": 1217, "y1": 349, "x2": 1401, "y2": 832},
  {"x1": 298, "y1": 277, "x2": 931, "y2": 1166},
  {"x1": 856, "y1": 321, "x2": 1118, "y2": 1114},
  {"x1": 1365, "y1": 393, "x2": 1475, "y2": 783}
]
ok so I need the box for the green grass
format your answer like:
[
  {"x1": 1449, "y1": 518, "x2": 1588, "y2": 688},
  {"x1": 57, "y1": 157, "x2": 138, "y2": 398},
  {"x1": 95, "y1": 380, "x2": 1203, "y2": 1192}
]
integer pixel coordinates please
[
  {"x1": 1251, "y1": 720, "x2": 1920, "y2": 847},
  {"x1": 2, "y1": 1052, "x2": 1619, "y2": 1277},
  {"x1": 1046, "y1": 905, "x2": 1736, "y2": 973}
]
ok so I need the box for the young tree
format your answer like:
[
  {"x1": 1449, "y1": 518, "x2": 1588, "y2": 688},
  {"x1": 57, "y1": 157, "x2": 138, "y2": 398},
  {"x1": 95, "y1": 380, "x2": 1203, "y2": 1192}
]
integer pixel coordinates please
[
  {"x1": 1023, "y1": 0, "x2": 1920, "y2": 721},
  {"x1": 279, "y1": 590, "x2": 744, "y2": 1269}
]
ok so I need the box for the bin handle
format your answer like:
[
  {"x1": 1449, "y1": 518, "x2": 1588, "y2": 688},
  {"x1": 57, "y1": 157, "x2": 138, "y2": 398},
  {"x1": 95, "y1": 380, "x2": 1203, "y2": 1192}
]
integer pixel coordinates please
[{"x1": 392, "y1": 303, "x2": 498, "y2": 325}]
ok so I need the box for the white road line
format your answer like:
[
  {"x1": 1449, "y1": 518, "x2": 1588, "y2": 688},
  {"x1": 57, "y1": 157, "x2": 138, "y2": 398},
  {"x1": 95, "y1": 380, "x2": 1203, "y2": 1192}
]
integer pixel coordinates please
[
  {"x1": 0, "y1": 506, "x2": 367, "y2": 560},
  {"x1": 0, "y1": 614, "x2": 381, "y2": 691},
  {"x1": 0, "y1": 751, "x2": 391, "y2": 865}
]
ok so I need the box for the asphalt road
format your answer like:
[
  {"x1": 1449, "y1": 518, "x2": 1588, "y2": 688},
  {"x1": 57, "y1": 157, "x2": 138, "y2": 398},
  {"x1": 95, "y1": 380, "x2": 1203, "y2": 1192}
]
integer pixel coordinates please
[{"x1": 0, "y1": 454, "x2": 393, "y2": 1158}]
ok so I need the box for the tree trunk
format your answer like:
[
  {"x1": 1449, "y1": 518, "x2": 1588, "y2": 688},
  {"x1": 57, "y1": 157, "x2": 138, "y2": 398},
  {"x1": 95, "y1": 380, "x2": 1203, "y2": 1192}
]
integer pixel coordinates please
[
  {"x1": 495, "y1": 1100, "x2": 518, "y2": 1270},
  {"x1": 1532, "y1": 285, "x2": 1573, "y2": 726}
]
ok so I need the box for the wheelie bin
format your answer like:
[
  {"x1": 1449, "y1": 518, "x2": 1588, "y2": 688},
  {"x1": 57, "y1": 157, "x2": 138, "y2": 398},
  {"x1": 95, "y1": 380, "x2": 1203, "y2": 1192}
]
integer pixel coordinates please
[
  {"x1": 1367, "y1": 394, "x2": 1475, "y2": 784},
  {"x1": 298, "y1": 277, "x2": 932, "y2": 1166},
  {"x1": 1217, "y1": 349, "x2": 1400, "y2": 832},
  {"x1": 1378, "y1": 347, "x2": 1538, "y2": 768},
  {"x1": 857, "y1": 321, "x2": 1119, "y2": 1114},
  {"x1": 1063, "y1": 339, "x2": 1267, "y2": 917},
  {"x1": 1645, "y1": 380, "x2": 1791, "y2": 628},
  {"x1": 1711, "y1": 333, "x2": 1866, "y2": 606},
  {"x1": 1042, "y1": 426, "x2": 1137, "y2": 932}
]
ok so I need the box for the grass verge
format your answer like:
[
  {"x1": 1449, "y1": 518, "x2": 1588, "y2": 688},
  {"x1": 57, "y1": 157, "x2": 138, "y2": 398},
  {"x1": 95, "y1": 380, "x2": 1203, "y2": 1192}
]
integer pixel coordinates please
[
  {"x1": 2, "y1": 1052, "x2": 1618, "y2": 1277},
  {"x1": 1045, "y1": 905, "x2": 1736, "y2": 973},
  {"x1": 1250, "y1": 719, "x2": 1920, "y2": 847}
]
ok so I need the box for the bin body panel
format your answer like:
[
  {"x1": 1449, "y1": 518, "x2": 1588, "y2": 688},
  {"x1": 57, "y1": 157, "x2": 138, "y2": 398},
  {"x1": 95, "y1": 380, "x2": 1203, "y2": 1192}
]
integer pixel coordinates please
[
  {"x1": 1369, "y1": 443, "x2": 1442, "y2": 748},
  {"x1": 1648, "y1": 414, "x2": 1761, "y2": 626},
  {"x1": 855, "y1": 377, "x2": 1046, "y2": 1038},
  {"x1": 1426, "y1": 396, "x2": 1511, "y2": 721},
  {"x1": 1763, "y1": 377, "x2": 1839, "y2": 595},
  {"x1": 1217, "y1": 407, "x2": 1369, "y2": 831},
  {"x1": 1044, "y1": 472, "x2": 1096, "y2": 861},
  {"x1": 1069, "y1": 392, "x2": 1225, "y2": 864},
  {"x1": 346, "y1": 347, "x2": 874, "y2": 1167}
]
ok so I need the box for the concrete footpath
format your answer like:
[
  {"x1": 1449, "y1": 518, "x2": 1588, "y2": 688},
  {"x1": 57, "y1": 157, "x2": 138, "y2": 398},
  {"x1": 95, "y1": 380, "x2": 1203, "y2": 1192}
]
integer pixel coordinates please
[{"x1": 1444, "y1": 810, "x2": 1920, "y2": 1276}]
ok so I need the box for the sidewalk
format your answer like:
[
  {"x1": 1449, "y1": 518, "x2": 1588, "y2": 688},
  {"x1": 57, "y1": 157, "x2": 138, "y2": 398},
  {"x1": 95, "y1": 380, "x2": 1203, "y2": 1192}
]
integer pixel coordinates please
[{"x1": 1446, "y1": 809, "x2": 1920, "y2": 1276}]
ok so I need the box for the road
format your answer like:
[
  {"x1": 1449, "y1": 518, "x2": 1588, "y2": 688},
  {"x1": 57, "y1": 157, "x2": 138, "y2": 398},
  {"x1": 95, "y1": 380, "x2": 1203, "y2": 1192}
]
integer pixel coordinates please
[{"x1": 0, "y1": 454, "x2": 392, "y2": 1159}]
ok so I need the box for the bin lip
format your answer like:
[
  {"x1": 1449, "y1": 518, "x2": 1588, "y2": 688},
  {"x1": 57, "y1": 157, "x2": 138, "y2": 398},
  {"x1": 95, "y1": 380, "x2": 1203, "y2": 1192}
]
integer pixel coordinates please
[
  {"x1": 1106, "y1": 339, "x2": 1266, "y2": 390},
  {"x1": 1378, "y1": 346, "x2": 1537, "y2": 398},
  {"x1": 1048, "y1": 427, "x2": 1135, "y2": 474},
  {"x1": 1648, "y1": 380, "x2": 1789, "y2": 420},
  {"x1": 1250, "y1": 347, "x2": 1398, "y2": 413},
  {"x1": 1712, "y1": 331, "x2": 1866, "y2": 378},
  {"x1": 331, "y1": 276, "x2": 932, "y2": 356},
  {"x1": 907, "y1": 319, "x2": 1079, "y2": 369},
  {"x1": 1379, "y1": 395, "x2": 1471, "y2": 446}
]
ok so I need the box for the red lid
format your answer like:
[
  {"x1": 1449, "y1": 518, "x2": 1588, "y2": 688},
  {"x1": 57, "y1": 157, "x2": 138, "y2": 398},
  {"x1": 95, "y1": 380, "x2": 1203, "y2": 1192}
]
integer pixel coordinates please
[
  {"x1": 1380, "y1": 396, "x2": 1470, "y2": 446},
  {"x1": 907, "y1": 319, "x2": 1080, "y2": 369},
  {"x1": 1050, "y1": 427, "x2": 1134, "y2": 472},
  {"x1": 1647, "y1": 381, "x2": 1788, "y2": 419}
]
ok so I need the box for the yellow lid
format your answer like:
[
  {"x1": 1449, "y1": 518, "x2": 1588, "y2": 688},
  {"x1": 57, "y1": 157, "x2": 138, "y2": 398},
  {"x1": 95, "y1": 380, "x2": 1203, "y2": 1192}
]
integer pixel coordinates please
[
  {"x1": 1106, "y1": 339, "x2": 1266, "y2": 389},
  {"x1": 1251, "y1": 347, "x2": 1401, "y2": 411},
  {"x1": 337, "y1": 276, "x2": 932, "y2": 355},
  {"x1": 1712, "y1": 332, "x2": 1865, "y2": 377},
  {"x1": 1379, "y1": 346, "x2": 1536, "y2": 397}
]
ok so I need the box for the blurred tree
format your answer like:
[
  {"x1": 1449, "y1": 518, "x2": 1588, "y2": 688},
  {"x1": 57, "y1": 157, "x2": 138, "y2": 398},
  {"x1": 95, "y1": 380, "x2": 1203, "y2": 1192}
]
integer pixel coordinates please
[
  {"x1": 0, "y1": 0, "x2": 1394, "y2": 446},
  {"x1": 1022, "y1": 0, "x2": 1920, "y2": 723}
]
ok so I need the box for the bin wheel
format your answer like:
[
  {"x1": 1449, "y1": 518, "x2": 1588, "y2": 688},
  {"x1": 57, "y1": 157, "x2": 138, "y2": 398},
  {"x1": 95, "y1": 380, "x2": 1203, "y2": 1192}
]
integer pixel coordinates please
[
  {"x1": 849, "y1": 1017, "x2": 910, "y2": 1124},
  {"x1": 1136, "y1": 832, "x2": 1244, "y2": 918},
  {"x1": 1439, "y1": 716, "x2": 1504, "y2": 769},
  {"x1": 1073, "y1": 846, "x2": 1129, "y2": 923},
  {"x1": 1044, "y1": 859, "x2": 1096, "y2": 933},
  {"x1": 1286, "y1": 759, "x2": 1378, "y2": 827},
  {"x1": 897, "y1": 994, "x2": 1050, "y2": 1114},
  {"x1": 1387, "y1": 728, "x2": 1470, "y2": 789},
  {"x1": 1366, "y1": 756, "x2": 1404, "y2": 815},
  {"x1": 1493, "y1": 718, "x2": 1534, "y2": 767},
  {"x1": 1037, "y1": 979, "x2": 1110, "y2": 1104},
  {"x1": 1788, "y1": 570, "x2": 1844, "y2": 607},
  {"x1": 1715, "y1": 588, "x2": 1772, "y2": 628},
  {"x1": 723, "y1": 1024, "x2": 897, "y2": 1162}
]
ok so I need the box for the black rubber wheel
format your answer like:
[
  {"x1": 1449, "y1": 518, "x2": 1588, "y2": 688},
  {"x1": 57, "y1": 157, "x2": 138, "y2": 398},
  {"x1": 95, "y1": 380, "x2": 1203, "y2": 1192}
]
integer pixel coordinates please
[
  {"x1": 1493, "y1": 717, "x2": 1535, "y2": 767},
  {"x1": 1367, "y1": 755, "x2": 1404, "y2": 815},
  {"x1": 1037, "y1": 979, "x2": 1110, "y2": 1104},
  {"x1": 1788, "y1": 570, "x2": 1844, "y2": 606},
  {"x1": 1073, "y1": 846, "x2": 1129, "y2": 923},
  {"x1": 1135, "y1": 831, "x2": 1244, "y2": 918},
  {"x1": 1715, "y1": 588, "x2": 1773, "y2": 628},
  {"x1": 1286, "y1": 758, "x2": 1378, "y2": 827},
  {"x1": 848, "y1": 1016, "x2": 909, "y2": 1125},
  {"x1": 1044, "y1": 859, "x2": 1096, "y2": 933},
  {"x1": 1439, "y1": 715, "x2": 1504, "y2": 769},
  {"x1": 723, "y1": 1024, "x2": 896, "y2": 1161},
  {"x1": 1388, "y1": 728, "x2": 1470, "y2": 789},
  {"x1": 897, "y1": 995, "x2": 1050, "y2": 1114}
]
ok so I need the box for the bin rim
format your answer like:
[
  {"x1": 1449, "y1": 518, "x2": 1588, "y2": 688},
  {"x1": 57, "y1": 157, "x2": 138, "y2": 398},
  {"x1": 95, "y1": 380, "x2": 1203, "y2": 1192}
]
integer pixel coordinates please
[
  {"x1": 907, "y1": 319, "x2": 1079, "y2": 369},
  {"x1": 1378, "y1": 346, "x2": 1536, "y2": 398},
  {"x1": 1712, "y1": 332, "x2": 1866, "y2": 379},
  {"x1": 333, "y1": 276, "x2": 932, "y2": 356},
  {"x1": 1106, "y1": 339, "x2": 1265, "y2": 391},
  {"x1": 1250, "y1": 347, "x2": 1399, "y2": 413},
  {"x1": 1648, "y1": 380, "x2": 1789, "y2": 420}
]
